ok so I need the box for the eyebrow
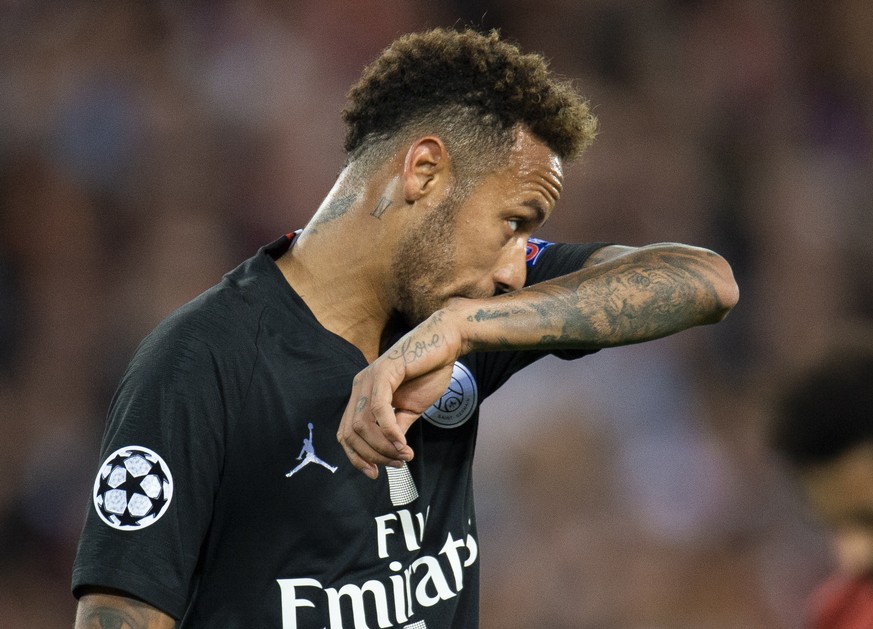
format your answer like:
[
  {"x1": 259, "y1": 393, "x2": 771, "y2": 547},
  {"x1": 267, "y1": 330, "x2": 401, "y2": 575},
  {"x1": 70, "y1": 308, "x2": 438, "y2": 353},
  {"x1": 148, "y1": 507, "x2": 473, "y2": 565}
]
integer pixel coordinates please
[{"x1": 521, "y1": 200, "x2": 547, "y2": 223}]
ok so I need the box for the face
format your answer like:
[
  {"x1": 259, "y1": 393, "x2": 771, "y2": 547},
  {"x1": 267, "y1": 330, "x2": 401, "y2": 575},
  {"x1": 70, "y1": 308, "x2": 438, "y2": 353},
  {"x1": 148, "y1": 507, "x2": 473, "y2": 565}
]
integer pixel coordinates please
[
  {"x1": 390, "y1": 129, "x2": 563, "y2": 325},
  {"x1": 802, "y1": 444, "x2": 873, "y2": 576}
]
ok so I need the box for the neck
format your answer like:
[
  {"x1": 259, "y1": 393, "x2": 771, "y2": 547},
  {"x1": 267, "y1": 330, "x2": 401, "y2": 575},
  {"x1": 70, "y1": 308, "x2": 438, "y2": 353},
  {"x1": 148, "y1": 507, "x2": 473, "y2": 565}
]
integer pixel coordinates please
[{"x1": 276, "y1": 172, "x2": 404, "y2": 362}]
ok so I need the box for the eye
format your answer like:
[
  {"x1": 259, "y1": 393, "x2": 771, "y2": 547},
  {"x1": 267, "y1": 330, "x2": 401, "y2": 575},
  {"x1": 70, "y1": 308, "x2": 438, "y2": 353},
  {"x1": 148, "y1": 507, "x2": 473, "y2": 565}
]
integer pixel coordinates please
[{"x1": 507, "y1": 219, "x2": 521, "y2": 233}]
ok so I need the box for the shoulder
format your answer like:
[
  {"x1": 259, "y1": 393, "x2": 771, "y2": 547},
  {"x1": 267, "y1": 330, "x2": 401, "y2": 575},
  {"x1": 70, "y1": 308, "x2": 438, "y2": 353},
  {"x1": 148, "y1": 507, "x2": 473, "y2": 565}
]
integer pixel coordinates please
[
  {"x1": 126, "y1": 279, "x2": 265, "y2": 388},
  {"x1": 524, "y1": 238, "x2": 613, "y2": 284}
]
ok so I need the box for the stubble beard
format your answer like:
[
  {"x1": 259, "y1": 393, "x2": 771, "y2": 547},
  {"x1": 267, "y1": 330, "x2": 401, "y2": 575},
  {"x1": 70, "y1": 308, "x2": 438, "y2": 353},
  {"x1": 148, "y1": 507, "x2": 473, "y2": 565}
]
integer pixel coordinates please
[{"x1": 390, "y1": 195, "x2": 461, "y2": 327}]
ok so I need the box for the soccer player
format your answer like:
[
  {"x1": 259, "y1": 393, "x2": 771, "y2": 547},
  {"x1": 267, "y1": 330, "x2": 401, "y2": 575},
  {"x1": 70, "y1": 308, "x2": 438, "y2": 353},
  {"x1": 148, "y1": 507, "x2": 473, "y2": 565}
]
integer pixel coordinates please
[
  {"x1": 73, "y1": 28, "x2": 738, "y2": 628},
  {"x1": 771, "y1": 339, "x2": 873, "y2": 629}
]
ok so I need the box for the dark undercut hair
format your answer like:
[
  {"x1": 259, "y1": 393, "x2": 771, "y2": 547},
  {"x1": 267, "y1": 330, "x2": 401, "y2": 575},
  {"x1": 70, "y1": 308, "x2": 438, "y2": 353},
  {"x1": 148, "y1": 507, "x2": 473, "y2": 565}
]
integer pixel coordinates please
[
  {"x1": 342, "y1": 28, "x2": 597, "y2": 183},
  {"x1": 771, "y1": 348, "x2": 873, "y2": 468}
]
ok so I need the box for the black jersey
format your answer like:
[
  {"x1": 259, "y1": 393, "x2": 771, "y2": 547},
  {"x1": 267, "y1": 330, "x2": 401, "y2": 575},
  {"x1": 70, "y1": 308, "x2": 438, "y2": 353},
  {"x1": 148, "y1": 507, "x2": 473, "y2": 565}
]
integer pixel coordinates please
[{"x1": 72, "y1": 235, "x2": 605, "y2": 628}]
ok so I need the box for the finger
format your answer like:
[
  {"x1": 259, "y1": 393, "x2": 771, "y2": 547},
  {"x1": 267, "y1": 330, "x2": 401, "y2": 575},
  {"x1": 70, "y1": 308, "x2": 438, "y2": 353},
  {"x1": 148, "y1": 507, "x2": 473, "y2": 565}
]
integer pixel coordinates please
[
  {"x1": 338, "y1": 438, "x2": 379, "y2": 479},
  {"x1": 370, "y1": 399, "x2": 410, "y2": 452},
  {"x1": 342, "y1": 377, "x2": 405, "y2": 458},
  {"x1": 367, "y1": 375, "x2": 412, "y2": 450},
  {"x1": 338, "y1": 362, "x2": 415, "y2": 476},
  {"x1": 337, "y1": 429, "x2": 408, "y2": 477},
  {"x1": 337, "y1": 397, "x2": 381, "y2": 478},
  {"x1": 352, "y1": 407, "x2": 411, "y2": 461},
  {"x1": 338, "y1": 391, "x2": 410, "y2": 469},
  {"x1": 338, "y1": 410, "x2": 406, "y2": 464}
]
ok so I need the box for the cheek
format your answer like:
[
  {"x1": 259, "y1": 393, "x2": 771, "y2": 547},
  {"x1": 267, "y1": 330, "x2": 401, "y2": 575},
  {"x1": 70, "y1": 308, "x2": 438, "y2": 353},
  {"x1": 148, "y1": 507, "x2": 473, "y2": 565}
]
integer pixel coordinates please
[{"x1": 455, "y1": 244, "x2": 503, "y2": 281}]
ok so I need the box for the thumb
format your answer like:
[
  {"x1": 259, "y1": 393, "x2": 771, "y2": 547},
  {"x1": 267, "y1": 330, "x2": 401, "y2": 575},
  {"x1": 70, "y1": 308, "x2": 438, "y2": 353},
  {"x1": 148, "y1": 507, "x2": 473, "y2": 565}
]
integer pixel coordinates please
[
  {"x1": 373, "y1": 403, "x2": 414, "y2": 457},
  {"x1": 394, "y1": 408, "x2": 421, "y2": 434}
]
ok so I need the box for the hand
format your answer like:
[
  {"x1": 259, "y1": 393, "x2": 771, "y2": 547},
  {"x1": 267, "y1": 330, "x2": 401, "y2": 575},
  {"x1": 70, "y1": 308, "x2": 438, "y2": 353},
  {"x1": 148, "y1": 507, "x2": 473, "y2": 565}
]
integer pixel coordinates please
[{"x1": 337, "y1": 310, "x2": 463, "y2": 478}]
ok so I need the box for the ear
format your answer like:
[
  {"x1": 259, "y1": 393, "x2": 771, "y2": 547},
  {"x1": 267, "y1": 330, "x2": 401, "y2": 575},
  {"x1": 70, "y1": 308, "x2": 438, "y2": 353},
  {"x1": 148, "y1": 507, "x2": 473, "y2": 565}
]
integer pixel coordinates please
[{"x1": 402, "y1": 136, "x2": 450, "y2": 203}]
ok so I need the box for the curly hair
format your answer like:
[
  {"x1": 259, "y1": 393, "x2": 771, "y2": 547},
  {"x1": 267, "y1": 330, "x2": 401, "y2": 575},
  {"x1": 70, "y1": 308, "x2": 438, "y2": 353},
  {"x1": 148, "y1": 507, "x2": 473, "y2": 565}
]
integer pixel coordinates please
[{"x1": 342, "y1": 28, "x2": 597, "y2": 180}]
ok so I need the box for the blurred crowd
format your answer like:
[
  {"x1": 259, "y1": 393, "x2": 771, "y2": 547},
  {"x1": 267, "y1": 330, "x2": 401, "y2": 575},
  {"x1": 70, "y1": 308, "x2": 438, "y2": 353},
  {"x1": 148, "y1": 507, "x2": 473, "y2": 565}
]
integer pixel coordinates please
[{"x1": 1, "y1": 0, "x2": 871, "y2": 626}]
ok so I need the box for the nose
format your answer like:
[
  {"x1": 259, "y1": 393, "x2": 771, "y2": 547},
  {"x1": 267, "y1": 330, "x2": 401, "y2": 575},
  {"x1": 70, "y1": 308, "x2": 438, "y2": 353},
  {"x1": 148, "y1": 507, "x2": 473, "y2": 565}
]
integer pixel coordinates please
[
  {"x1": 493, "y1": 238, "x2": 527, "y2": 294},
  {"x1": 833, "y1": 528, "x2": 873, "y2": 576}
]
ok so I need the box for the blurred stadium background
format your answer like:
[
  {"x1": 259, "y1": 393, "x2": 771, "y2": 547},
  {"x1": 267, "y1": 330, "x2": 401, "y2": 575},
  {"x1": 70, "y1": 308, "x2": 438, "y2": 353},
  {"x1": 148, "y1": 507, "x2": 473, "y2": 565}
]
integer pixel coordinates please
[{"x1": 1, "y1": 1, "x2": 872, "y2": 626}]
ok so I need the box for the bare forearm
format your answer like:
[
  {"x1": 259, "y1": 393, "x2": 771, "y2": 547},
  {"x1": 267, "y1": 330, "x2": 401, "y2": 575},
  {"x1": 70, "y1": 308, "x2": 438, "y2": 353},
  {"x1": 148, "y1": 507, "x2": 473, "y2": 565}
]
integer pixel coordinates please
[
  {"x1": 453, "y1": 243, "x2": 738, "y2": 353},
  {"x1": 336, "y1": 244, "x2": 737, "y2": 475}
]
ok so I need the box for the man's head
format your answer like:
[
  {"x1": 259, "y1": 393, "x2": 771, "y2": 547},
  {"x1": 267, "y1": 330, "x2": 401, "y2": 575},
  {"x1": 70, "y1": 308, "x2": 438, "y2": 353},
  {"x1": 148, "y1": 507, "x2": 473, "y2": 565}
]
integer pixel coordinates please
[
  {"x1": 339, "y1": 29, "x2": 597, "y2": 326},
  {"x1": 772, "y1": 346, "x2": 873, "y2": 576},
  {"x1": 342, "y1": 28, "x2": 597, "y2": 189}
]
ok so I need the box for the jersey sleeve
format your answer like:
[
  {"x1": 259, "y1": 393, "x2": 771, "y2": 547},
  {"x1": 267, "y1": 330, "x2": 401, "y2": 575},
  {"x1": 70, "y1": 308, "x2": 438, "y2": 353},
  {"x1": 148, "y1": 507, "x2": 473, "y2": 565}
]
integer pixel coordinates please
[
  {"x1": 71, "y1": 299, "x2": 254, "y2": 619},
  {"x1": 470, "y1": 239, "x2": 611, "y2": 399}
]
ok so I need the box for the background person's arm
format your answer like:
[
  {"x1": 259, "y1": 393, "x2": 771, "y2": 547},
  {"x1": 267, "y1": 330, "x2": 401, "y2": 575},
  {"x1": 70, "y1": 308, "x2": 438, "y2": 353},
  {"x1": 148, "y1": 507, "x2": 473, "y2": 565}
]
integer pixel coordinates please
[
  {"x1": 75, "y1": 592, "x2": 176, "y2": 629},
  {"x1": 336, "y1": 243, "x2": 739, "y2": 477}
]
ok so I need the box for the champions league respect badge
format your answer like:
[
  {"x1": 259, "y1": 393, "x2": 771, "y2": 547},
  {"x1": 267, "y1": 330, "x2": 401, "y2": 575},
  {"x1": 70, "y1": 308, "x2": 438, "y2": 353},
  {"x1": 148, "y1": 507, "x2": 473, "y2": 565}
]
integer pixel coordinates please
[
  {"x1": 92, "y1": 446, "x2": 174, "y2": 531},
  {"x1": 422, "y1": 361, "x2": 478, "y2": 428},
  {"x1": 525, "y1": 237, "x2": 554, "y2": 266}
]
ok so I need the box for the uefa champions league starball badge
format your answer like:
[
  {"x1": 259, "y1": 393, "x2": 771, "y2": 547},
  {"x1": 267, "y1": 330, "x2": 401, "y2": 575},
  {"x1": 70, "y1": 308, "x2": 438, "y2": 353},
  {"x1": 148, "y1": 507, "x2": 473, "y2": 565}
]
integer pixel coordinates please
[{"x1": 92, "y1": 445, "x2": 174, "y2": 531}]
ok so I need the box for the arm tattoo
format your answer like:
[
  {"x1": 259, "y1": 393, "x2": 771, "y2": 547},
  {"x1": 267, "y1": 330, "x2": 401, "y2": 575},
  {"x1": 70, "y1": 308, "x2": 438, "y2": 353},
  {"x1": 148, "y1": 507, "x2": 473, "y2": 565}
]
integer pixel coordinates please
[
  {"x1": 77, "y1": 595, "x2": 176, "y2": 629},
  {"x1": 466, "y1": 306, "x2": 527, "y2": 323},
  {"x1": 522, "y1": 248, "x2": 723, "y2": 348},
  {"x1": 387, "y1": 333, "x2": 443, "y2": 365},
  {"x1": 467, "y1": 309, "x2": 509, "y2": 322},
  {"x1": 386, "y1": 313, "x2": 445, "y2": 365}
]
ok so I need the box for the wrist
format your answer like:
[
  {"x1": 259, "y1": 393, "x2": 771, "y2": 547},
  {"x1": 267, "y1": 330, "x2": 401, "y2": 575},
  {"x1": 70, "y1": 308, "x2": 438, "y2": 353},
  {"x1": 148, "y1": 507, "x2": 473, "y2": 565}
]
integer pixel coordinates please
[{"x1": 438, "y1": 297, "x2": 491, "y2": 356}]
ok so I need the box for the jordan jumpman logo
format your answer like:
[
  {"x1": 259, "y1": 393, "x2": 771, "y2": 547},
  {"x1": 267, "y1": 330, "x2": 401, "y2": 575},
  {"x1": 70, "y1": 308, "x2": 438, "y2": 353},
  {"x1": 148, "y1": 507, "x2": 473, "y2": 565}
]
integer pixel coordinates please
[{"x1": 286, "y1": 422, "x2": 337, "y2": 477}]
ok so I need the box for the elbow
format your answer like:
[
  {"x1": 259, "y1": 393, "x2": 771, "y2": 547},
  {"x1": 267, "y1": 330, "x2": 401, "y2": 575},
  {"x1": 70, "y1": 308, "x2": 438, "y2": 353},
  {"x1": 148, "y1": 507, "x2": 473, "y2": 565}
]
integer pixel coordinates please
[
  {"x1": 665, "y1": 243, "x2": 738, "y2": 324},
  {"x1": 706, "y1": 252, "x2": 740, "y2": 323}
]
